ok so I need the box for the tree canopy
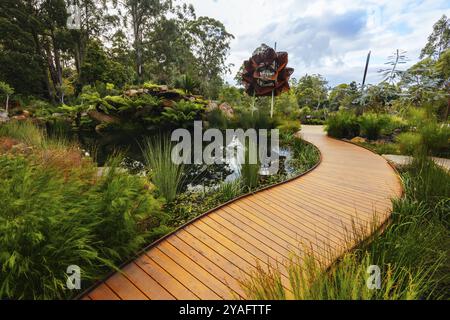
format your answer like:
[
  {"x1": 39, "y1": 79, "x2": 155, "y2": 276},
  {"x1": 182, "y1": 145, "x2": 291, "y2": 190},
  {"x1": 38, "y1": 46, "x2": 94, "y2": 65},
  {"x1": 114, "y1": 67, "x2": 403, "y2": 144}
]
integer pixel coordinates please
[{"x1": 0, "y1": 0, "x2": 234, "y2": 100}]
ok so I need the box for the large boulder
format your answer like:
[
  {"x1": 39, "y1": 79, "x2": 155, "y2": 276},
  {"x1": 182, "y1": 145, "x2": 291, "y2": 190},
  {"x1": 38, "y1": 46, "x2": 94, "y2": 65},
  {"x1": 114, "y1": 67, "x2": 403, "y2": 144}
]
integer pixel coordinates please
[
  {"x1": 0, "y1": 110, "x2": 9, "y2": 123},
  {"x1": 207, "y1": 102, "x2": 234, "y2": 118},
  {"x1": 350, "y1": 136, "x2": 367, "y2": 144},
  {"x1": 207, "y1": 101, "x2": 219, "y2": 112},
  {"x1": 124, "y1": 89, "x2": 139, "y2": 97},
  {"x1": 218, "y1": 102, "x2": 234, "y2": 118},
  {"x1": 87, "y1": 110, "x2": 121, "y2": 124}
]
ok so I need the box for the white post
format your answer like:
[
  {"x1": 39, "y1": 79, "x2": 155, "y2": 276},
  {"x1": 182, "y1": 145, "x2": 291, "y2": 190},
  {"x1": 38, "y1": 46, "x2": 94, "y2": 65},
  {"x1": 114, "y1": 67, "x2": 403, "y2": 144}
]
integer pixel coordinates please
[
  {"x1": 5, "y1": 94, "x2": 9, "y2": 114},
  {"x1": 271, "y1": 42, "x2": 277, "y2": 119},
  {"x1": 251, "y1": 91, "x2": 256, "y2": 116},
  {"x1": 270, "y1": 90, "x2": 274, "y2": 118}
]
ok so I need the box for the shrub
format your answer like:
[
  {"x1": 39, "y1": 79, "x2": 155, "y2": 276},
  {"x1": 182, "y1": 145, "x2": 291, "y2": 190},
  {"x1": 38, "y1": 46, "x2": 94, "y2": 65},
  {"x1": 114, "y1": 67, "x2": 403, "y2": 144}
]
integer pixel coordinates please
[
  {"x1": 89, "y1": 155, "x2": 167, "y2": 256},
  {"x1": 358, "y1": 113, "x2": 391, "y2": 140},
  {"x1": 0, "y1": 120, "x2": 45, "y2": 146},
  {"x1": 383, "y1": 115, "x2": 409, "y2": 135},
  {"x1": 240, "y1": 139, "x2": 260, "y2": 191},
  {"x1": 130, "y1": 94, "x2": 161, "y2": 110},
  {"x1": 240, "y1": 250, "x2": 436, "y2": 300},
  {"x1": 103, "y1": 95, "x2": 132, "y2": 111},
  {"x1": 419, "y1": 121, "x2": 450, "y2": 157},
  {"x1": 299, "y1": 106, "x2": 312, "y2": 123},
  {"x1": 233, "y1": 109, "x2": 278, "y2": 130},
  {"x1": 206, "y1": 108, "x2": 229, "y2": 129},
  {"x1": 396, "y1": 132, "x2": 421, "y2": 155},
  {"x1": 288, "y1": 138, "x2": 321, "y2": 173},
  {"x1": 26, "y1": 99, "x2": 57, "y2": 118},
  {"x1": 325, "y1": 111, "x2": 359, "y2": 139},
  {"x1": 359, "y1": 141, "x2": 401, "y2": 155},
  {"x1": 173, "y1": 74, "x2": 200, "y2": 95},
  {"x1": 277, "y1": 119, "x2": 301, "y2": 135},
  {"x1": 406, "y1": 157, "x2": 450, "y2": 213},
  {"x1": 161, "y1": 100, "x2": 204, "y2": 128},
  {"x1": 397, "y1": 120, "x2": 450, "y2": 157},
  {"x1": 407, "y1": 107, "x2": 429, "y2": 127},
  {"x1": 142, "y1": 137, "x2": 185, "y2": 202}
]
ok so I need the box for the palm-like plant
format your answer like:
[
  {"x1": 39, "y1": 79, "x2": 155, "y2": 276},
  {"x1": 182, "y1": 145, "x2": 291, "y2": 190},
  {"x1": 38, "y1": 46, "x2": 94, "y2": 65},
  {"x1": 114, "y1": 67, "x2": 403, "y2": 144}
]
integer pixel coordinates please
[{"x1": 173, "y1": 74, "x2": 200, "y2": 95}]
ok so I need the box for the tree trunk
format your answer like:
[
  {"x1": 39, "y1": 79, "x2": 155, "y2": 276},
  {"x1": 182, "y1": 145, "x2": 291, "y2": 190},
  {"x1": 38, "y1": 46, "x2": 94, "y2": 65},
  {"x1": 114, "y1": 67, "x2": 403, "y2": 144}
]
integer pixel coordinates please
[
  {"x1": 444, "y1": 97, "x2": 450, "y2": 121},
  {"x1": 74, "y1": 40, "x2": 82, "y2": 76},
  {"x1": 31, "y1": 29, "x2": 54, "y2": 102},
  {"x1": 132, "y1": 6, "x2": 143, "y2": 84},
  {"x1": 87, "y1": 110, "x2": 121, "y2": 124},
  {"x1": 52, "y1": 32, "x2": 63, "y2": 104},
  {"x1": 44, "y1": 35, "x2": 63, "y2": 104},
  {"x1": 5, "y1": 94, "x2": 9, "y2": 114}
]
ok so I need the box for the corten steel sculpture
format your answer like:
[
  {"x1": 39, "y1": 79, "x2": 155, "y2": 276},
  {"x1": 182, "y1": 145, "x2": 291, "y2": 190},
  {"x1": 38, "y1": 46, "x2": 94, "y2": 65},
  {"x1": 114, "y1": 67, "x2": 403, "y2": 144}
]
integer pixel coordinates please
[{"x1": 242, "y1": 44, "x2": 294, "y2": 97}]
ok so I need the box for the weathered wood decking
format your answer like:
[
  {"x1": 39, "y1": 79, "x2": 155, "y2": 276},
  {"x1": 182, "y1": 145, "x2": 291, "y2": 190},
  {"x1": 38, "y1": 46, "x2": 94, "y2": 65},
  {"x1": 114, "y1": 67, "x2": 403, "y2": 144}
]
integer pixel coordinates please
[{"x1": 81, "y1": 125, "x2": 403, "y2": 300}]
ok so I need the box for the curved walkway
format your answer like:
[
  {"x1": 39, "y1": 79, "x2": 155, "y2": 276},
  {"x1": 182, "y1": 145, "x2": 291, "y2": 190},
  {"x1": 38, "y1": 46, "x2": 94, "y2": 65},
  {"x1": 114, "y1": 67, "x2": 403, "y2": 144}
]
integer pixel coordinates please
[{"x1": 81, "y1": 125, "x2": 402, "y2": 300}]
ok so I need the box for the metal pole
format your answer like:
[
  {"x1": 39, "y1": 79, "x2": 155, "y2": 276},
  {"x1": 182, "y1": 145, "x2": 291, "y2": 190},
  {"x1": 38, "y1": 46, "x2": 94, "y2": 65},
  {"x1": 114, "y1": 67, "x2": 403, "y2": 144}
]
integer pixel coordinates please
[
  {"x1": 252, "y1": 91, "x2": 256, "y2": 116},
  {"x1": 271, "y1": 42, "x2": 277, "y2": 118},
  {"x1": 270, "y1": 90, "x2": 274, "y2": 118},
  {"x1": 362, "y1": 50, "x2": 371, "y2": 89}
]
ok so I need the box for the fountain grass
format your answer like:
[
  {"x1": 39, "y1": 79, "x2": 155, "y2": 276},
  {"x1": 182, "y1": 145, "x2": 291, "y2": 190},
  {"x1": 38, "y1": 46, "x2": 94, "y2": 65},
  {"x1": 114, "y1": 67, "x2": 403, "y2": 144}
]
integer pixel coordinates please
[
  {"x1": 240, "y1": 138, "x2": 260, "y2": 191},
  {"x1": 142, "y1": 136, "x2": 185, "y2": 202},
  {"x1": 0, "y1": 120, "x2": 45, "y2": 147},
  {"x1": 217, "y1": 179, "x2": 243, "y2": 202}
]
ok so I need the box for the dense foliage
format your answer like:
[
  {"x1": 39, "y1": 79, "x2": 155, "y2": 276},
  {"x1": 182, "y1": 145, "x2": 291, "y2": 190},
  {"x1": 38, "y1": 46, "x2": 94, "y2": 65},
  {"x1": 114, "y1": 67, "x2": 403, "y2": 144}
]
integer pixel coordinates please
[
  {"x1": 0, "y1": 0, "x2": 233, "y2": 103},
  {"x1": 0, "y1": 122, "x2": 168, "y2": 299}
]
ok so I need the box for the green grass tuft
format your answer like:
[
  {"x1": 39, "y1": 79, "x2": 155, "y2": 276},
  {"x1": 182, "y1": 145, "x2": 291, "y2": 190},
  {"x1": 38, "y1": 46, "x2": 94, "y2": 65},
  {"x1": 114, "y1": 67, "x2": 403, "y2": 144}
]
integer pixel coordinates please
[{"x1": 142, "y1": 136, "x2": 185, "y2": 202}]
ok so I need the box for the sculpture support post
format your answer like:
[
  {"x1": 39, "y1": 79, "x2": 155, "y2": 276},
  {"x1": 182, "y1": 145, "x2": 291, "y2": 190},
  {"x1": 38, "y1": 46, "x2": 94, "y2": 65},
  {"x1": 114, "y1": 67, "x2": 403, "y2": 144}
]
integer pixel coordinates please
[
  {"x1": 270, "y1": 89, "x2": 274, "y2": 118},
  {"x1": 270, "y1": 42, "x2": 277, "y2": 118},
  {"x1": 252, "y1": 91, "x2": 256, "y2": 116}
]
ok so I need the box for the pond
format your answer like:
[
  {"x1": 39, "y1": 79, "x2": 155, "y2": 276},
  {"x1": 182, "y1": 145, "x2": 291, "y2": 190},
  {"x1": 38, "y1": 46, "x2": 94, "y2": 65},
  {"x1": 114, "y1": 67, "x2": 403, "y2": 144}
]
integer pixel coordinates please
[{"x1": 65, "y1": 130, "x2": 296, "y2": 191}]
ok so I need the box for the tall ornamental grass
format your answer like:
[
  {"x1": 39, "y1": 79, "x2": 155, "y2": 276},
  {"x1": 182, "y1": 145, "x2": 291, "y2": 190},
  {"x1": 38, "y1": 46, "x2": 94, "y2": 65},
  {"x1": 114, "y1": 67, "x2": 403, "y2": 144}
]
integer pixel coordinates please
[
  {"x1": 325, "y1": 111, "x2": 360, "y2": 139},
  {"x1": 240, "y1": 139, "x2": 260, "y2": 191},
  {"x1": 0, "y1": 120, "x2": 45, "y2": 146},
  {"x1": 358, "y1": 113, "x2": 390, "y2": 140},
  {"x1": 142, "y1": 137, "x2": 185, "y2": 202}
]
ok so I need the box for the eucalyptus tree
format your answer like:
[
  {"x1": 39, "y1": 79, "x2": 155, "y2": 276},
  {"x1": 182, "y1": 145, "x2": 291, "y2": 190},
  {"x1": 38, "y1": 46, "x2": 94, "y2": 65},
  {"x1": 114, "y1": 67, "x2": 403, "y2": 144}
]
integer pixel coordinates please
[
  {"x1": 144, "y1": 3, "x2": 198, "y2": 84},
  {"x1": 399, "y1": 57, "x2": 447, "y2": 109},
  {"x1": 0, "y1": 0, "x2": 48, "y2": 97},
  {"x1": 329, "y1": 82, "x2": 360, "y2": 111},
  {"x1": 67, "y1": 0, "x2": 115, "y2": 87},
  {"x1": 0, "y1": 0, "x2": 69, "y2": 102},
  {"x1": 436, "y1": 49, "x2": 450, "y2": 119},
  {"x1": 115, "y1": 0, "x2": 172, "y2": 84},
  {"x1": 295, "y1": 74, "x2": 329, "y2": 110},
  {"x1": 187, "y1": 16, "x2": 234, "y2": 98},
  {"x1": 0, "y1": 82, "x2": 14, "y2": 114},
  {"x1": 420, "y1": 14, "x2": 450, "y2": 59}
]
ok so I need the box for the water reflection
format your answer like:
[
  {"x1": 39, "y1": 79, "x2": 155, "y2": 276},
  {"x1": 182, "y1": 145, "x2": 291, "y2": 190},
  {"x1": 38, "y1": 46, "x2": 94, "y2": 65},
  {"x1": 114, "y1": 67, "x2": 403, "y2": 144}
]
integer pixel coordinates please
[{"x1": 67, "y1": 130, "x2": 293, "y2": 190}]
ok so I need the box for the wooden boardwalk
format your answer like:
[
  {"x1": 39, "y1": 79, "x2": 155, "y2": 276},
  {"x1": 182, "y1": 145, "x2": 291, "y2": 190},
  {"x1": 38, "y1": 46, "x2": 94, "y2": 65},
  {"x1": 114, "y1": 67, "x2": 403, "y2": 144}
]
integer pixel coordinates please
[{"x1": 81, "y1": 125, "x2": 402, "y2": 300}]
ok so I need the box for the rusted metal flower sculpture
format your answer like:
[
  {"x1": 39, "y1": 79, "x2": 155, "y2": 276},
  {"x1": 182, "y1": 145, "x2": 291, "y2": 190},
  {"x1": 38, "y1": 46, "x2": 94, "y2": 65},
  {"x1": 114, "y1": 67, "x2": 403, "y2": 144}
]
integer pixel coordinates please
[{"x1": 242, "y1": 44, "x2": 294, "y2": 97}]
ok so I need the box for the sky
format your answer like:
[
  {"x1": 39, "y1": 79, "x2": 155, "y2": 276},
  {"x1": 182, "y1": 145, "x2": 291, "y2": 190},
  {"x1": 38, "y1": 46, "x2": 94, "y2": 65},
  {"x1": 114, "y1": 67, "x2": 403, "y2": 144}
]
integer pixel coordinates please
[{"x1": 187, "y1": 0, "x2": 450, "y2": 87}]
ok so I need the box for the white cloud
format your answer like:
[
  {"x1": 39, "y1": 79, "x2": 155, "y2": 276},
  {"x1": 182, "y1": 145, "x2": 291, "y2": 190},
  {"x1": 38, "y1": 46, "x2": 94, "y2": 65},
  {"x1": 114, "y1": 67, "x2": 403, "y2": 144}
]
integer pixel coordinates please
[{"x1": 187, "y1": 0, "x2": 450, "y2": 87}]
